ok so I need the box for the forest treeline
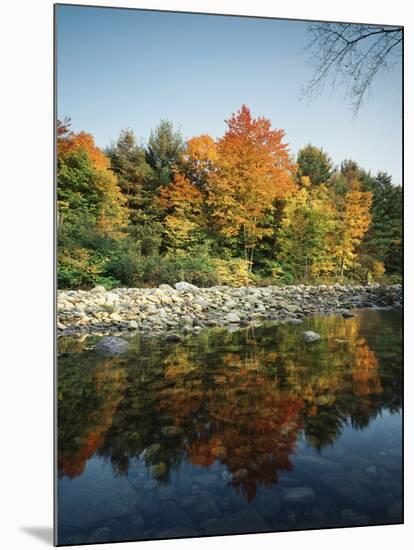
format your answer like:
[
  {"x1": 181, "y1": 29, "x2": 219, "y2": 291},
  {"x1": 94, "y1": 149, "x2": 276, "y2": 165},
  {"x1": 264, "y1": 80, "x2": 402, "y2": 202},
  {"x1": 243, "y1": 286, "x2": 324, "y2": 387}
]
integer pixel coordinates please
[{"x1": 57, "y1": 105, "x2": 402, "y2": 289}]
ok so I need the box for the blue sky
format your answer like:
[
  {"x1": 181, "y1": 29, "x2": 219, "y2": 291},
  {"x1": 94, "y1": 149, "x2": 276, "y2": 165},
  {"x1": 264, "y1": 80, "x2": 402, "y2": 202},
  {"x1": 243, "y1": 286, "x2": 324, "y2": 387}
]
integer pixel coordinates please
[{"x1": 56, "y1": 5, "x2": 403, "y2": 184}]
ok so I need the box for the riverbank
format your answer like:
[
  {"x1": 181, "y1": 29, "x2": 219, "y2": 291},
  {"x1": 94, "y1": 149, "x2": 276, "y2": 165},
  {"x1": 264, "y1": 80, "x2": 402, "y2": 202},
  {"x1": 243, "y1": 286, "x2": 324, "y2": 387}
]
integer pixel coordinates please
[{"x1": 57, "y1": 283, "x2": 402, "y2": 338}]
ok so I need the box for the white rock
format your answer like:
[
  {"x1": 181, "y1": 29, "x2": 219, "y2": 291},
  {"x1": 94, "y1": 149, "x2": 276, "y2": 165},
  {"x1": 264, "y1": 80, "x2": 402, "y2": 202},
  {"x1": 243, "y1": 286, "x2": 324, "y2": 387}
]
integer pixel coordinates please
[
  {"x1": 158, "y1": 284, "x2": 175, "y2": 291},
  {"x1": 226, "y1": 312, "x2": 241, "y2": 323},
  {"x1": 303, "y1": 331, "x2": 321, "y2": 342},
  {"x1": 175, "y1": 281, "x2": 199, "y2": 292},
  {"x1": 105, "y1": 292, "x2": 119, "y2": 305},
  {"x1": 109, "y1": 312, "x2": 122, "y2": 322},
  {"x1": 91, "y1": 285, "x2": 106, "y2": 293}
]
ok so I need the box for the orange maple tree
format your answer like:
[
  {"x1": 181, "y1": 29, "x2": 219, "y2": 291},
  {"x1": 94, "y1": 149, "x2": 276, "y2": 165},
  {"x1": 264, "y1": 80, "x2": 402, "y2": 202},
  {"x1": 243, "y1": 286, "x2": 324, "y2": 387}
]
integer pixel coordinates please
[{"x1": 208, "y1": 105, "x2": 296, "y2": 269}]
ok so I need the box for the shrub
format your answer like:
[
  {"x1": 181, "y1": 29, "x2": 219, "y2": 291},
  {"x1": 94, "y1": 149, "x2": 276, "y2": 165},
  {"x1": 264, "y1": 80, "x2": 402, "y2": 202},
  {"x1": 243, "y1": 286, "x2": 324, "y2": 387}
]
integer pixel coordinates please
[
  {"x1": 57, "y1": 247, "x2": 105, "y2": 288},
  {"x1": 211, "y1": 258, "x2": 252, "y2": 286}
]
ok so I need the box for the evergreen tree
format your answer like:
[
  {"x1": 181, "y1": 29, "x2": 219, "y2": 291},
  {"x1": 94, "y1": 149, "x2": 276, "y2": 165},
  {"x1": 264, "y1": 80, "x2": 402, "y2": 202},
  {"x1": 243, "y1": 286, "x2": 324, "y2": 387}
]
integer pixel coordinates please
[
  {"x1": 359, "y1": 172, "x2": 402, "y2": 279},
  {"x1": 146, "y1": 120, "x2": 185, "y2": 188},
  {"x1": 105, "y1": 129, "x2": 152, "y2": 223},
  {"x1": 297, "y1": 144, "x2": 333, "y2": 186}
]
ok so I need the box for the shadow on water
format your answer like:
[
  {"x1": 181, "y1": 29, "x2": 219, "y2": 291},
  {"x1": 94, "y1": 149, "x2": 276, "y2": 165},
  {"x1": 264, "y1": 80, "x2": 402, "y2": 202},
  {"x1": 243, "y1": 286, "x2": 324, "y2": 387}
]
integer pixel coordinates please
[{"x1": 56, "y1": 308, "x2": 402, "y2": 544}]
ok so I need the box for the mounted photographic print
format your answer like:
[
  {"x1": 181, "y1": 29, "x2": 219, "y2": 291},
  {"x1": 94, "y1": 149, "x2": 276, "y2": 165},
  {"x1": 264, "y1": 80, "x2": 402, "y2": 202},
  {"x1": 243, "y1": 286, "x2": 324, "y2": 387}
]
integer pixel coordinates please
[{"x1": 55, "y1": 3, "x2": 403, "y2": 546}]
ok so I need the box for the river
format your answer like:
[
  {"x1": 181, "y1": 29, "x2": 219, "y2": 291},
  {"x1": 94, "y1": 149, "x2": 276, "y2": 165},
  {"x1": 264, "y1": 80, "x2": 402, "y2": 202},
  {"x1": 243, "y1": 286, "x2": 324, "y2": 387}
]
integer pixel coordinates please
[{"x1": 57, "y1": 307, "x2": 403, "y2": 544}]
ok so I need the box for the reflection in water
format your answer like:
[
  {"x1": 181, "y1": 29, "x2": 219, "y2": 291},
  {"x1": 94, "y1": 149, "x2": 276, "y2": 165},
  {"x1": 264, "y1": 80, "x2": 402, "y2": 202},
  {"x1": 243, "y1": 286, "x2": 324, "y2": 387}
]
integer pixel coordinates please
[{"x1": 57, "y1": 308, "x2": 402, "y2": 544}]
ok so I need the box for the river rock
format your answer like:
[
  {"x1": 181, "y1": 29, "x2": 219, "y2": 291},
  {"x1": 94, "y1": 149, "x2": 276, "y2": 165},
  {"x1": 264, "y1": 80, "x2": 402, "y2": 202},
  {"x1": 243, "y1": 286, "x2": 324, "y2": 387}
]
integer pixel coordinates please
[
  {"x1": 302, "y1": 331, "x2": 321, "y2": 342},
  {"x1": 95, "y1": 336, "x2": 129, "y2": 355},
  {"x1": 175, "y1": 282, "x2": 198, "y2": 292},
  {"x1": 91, "y1": 285, "x2": 106, "y2": 293},
  {"x1": 165, "y1": 333, "x2": 183, "y2": 343},
  {"x1": 158, "y1": 284, "x2": 175, "y2": 291},
  {"x1": 282, "y1": 487, "x2": 316, "y2": 505},
  {"x1": 57, "y1": 284, "x2": 402, "y2": 336},
  {"x1": 226, "y1": 312, "x2": 241, "y2": 323},
  {"x1": 178, "y1": 315, "x2": 193, "y2": 327},
  {"x1": 342, "y1": 310, "x2": 356, "y2": 318}
]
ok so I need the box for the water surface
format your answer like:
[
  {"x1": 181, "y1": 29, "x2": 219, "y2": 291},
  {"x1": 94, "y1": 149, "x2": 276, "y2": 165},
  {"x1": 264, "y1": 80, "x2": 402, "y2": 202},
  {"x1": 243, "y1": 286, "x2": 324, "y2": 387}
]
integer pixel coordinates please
[{"x1": 57, "y1": 308, "x2": 403, "y2": 545}]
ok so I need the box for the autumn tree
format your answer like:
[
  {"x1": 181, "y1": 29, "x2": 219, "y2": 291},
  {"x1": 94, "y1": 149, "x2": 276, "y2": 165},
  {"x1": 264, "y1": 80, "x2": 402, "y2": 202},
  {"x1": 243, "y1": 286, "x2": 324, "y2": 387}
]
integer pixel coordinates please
[
  {"x1": 334, "y1": 181, "x2": 372, "y2": 279},
  {"x1": 57, "y1": 126, "x2": 126, "y2": 236},
  {"x1": 277, "y1": 181, "x2": 337, "y2": 282},
  {"x1": 158, "y1": 172, "x2": 204, "y2": 250},
  {"x1": 57, "y1": 121, "x2": 127, "y2": 287},
  {"x1": 179, "y1": 134, "x2": 218, "y2": 190},
  {"x1": 208, "y1": 105, "x2": 296, "y2": 271}
]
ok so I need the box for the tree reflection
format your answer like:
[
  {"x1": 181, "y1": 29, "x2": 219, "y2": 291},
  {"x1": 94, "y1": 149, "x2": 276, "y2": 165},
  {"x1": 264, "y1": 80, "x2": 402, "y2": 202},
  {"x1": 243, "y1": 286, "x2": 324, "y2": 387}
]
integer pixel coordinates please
[{"x1": 57, "y1": 309, "x2": 402, "y2": 501}]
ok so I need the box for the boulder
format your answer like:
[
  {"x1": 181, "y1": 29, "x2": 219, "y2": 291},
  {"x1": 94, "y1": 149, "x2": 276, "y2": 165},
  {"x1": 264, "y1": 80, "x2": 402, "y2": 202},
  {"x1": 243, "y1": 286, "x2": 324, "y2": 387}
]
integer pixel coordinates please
[
  {"x1": 342, "y1": 310, "x2": 356, "y2": 318},
  {"x1": 226, "y1": 312, "x2": 241, "y2": 323},
  {"x1": 178, "y1": 315, "x2": 193, "y2": 327},
  {"x1": 175, "y1": 282, "x2": 199, "y2": 292},
  {"x1": 165, "y1": 333, "x2": 183, "y2": 343},
  {"x1": 158, "y1": 284, "x2": 175, "y2": 291},
  {"x1": 95, "y1": 336, "x2": 129, "y2": 355},
  {"x1": 91, "y1": 285, "x2": 106, "y2": 293},
  {"x1": 302, "y1": 331, "x2": 321, "y2": 342}
]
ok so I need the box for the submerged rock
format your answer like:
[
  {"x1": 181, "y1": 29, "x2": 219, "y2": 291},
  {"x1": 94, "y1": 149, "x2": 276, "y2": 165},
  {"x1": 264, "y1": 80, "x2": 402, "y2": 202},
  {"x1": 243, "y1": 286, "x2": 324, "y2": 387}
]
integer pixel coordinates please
[
  {"x1": 342, "y1": 310, "x2": 356, "y2": 318},
  {"x1": 165, "y1": 333, "x2": 183, "y2": 343},
  {"x1": 95, "y1": 336, "x2": 129, "y2": 355},
  {"x1": 302, "y1": 331, "x2": 321, "y2": 342},
  {"x1": 282, "y1": 486, "x2": 316, "y2": 505}
]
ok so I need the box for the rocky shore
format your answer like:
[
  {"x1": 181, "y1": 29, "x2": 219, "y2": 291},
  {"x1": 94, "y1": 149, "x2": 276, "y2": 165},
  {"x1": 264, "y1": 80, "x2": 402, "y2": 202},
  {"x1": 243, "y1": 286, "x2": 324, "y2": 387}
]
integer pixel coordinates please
[{"x1": 57, "y1": 282, "x2": 402, "y2": 338}]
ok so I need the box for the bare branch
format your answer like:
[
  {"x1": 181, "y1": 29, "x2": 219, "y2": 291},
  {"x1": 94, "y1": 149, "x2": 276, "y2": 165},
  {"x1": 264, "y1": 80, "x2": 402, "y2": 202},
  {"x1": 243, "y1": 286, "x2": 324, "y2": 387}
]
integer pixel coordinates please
[{"x1": 301, "y1": 23, "x2": 402, "y2": 114}]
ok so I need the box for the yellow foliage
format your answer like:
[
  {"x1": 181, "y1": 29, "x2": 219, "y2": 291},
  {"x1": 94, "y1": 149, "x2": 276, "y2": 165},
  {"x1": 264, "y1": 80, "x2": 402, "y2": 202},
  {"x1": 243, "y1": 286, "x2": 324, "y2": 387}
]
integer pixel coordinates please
[
  {"x1": 371, "y1": 260, "x2": 385, "y2": 279},
  {"x1": 211, "y1": 258, "x2": 252, "y2": 286}
]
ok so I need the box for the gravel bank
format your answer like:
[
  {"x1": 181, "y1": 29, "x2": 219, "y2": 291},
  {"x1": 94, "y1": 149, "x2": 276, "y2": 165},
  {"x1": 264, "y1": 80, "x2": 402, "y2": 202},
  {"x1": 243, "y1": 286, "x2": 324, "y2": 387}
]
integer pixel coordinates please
[{"x1": 57, "y1": 282, "x2": 402, "y2": 338}]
